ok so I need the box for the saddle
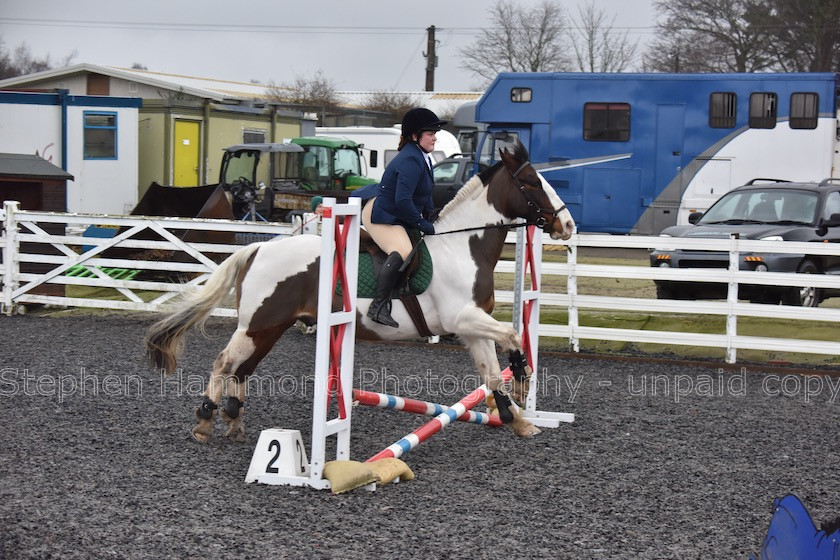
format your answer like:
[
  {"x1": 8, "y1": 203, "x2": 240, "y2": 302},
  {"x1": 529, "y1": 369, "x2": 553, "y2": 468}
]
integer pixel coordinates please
[{"x1": 337, "y1": 229, "x2": 434, "y2": 336}]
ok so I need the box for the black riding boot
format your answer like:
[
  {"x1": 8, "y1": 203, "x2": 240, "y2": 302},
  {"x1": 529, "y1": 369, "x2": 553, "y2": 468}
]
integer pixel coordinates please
[{"x1": 367, "y1": 252, "x2": 404, "y2": 328}]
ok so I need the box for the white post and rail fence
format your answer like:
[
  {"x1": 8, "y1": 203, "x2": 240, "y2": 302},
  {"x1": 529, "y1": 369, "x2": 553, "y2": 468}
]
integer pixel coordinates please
[{"x1": 3, "y1": 200, "x2": 840, "y2": 364}]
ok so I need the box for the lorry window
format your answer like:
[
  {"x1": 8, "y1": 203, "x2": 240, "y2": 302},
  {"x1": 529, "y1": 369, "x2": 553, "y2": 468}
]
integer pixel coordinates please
[
  {"x1": 790, "y1": 92, "x2": 818, "y2": 130},
  {"x1": 583, "y1": 102, "x2": 630, "y2": 141},
  {"x1": 458, "y1": 131, "x2": 476, "y2": 155},
  {"x1": 477, "y1": 131, "x2": 520, "y2": 167},
  {"x1": 748, "y1": 92, "x2": 777, "y2": 129},
  {"x1": 709, "y1": 92, "x2": 737, "y2": 128},
  {"x1": 511, "y1": 87, "x2": 532, "y2": 102}
]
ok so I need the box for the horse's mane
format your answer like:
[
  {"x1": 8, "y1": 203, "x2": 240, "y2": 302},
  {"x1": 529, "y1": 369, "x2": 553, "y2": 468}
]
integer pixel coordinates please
[
  {"x1": 435, "y1": 140, "x2": 528, "y2": 223},
  {"x1": 435, "y1": 171, "x2": 490, "y2": 222}
]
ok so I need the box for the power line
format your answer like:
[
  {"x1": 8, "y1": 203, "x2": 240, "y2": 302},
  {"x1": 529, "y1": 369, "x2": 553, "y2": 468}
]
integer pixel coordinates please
[{"x1": 0, "y1": 16, "x2": 661, "y2": 35}]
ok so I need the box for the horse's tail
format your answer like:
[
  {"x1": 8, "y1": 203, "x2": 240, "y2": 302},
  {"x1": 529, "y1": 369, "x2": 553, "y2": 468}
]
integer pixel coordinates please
[{"x1": 145, "y1": 243, "x2": 260, "y2": 374}]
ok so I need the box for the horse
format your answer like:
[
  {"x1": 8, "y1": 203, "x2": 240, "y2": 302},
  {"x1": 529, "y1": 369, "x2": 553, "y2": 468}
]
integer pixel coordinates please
[{"x1": 145, "y1": 140, "x2": 575, "y2": 443}]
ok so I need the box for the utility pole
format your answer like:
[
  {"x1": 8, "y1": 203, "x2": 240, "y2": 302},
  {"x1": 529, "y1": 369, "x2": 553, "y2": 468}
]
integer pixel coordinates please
[{"x1": 423, "y1": 25, "x2": 437, "y2": 91}]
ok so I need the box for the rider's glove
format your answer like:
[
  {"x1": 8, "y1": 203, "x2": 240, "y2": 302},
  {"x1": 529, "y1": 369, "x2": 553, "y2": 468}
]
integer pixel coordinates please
[{"x1": 417, "y1": 219, "x2": 435, "y2": 235}]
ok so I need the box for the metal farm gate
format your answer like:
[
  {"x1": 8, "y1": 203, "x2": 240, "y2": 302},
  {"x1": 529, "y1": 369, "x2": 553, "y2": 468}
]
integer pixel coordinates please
[{"x1": 1, "y1": 201, "x2": 293, "y2": 316}]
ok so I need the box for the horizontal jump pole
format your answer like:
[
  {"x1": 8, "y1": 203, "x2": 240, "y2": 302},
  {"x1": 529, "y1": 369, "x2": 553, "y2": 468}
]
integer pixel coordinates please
[
  {"x1": 366, "y1": 367, "x2": 514, "y2": 463},
  {"x1": 353, "y1": 389, "x2": 503, "y2": 427}
]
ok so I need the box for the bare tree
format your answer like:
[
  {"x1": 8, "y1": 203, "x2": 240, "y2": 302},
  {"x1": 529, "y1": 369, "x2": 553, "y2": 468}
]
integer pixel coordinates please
[
  {"x1": 361, "y1": 91, "x2": 418, "y2": 125},
  {"x1": 266, "y1": 70, "x2": 340, "y2": 106},
  {"x1": 0, "y1": 39, "x2": 76, "y2": 80},
  {"x1": 644, "y1": 0, "x2": 776, "y2": 72},
  {"x1": 570, "y1": 1, "x2": 639, "y2": 72},
  {"x1": 765, "y1": 0, "x2": 840, "y2": 72},
  {"x1": 265, "y1": 70, "x2": 341, "y2": 123},
  {"x1": 459, "y1": 0, "x2": 571, "y2": 85}
]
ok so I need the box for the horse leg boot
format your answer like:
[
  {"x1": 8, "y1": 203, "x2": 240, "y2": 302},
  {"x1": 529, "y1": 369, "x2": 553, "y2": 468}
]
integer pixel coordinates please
[
  {"x1": 367, "y1": 251, "x2": 403, "y2": 328},
  {"x1": 220, "y1": 380, "x2": 246, "y2": 443}
]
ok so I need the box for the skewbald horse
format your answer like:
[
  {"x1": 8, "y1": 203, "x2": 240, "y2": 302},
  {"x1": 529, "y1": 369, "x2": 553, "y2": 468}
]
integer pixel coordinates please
[{"x1": 145, "y1": 141, "x2": 575, "y2": 443}]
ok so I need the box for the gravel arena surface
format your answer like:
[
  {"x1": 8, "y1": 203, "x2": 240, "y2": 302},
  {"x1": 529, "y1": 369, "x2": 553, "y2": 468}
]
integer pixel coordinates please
[{"x1": 1, "y1": 312, "x2": 838, "y2": 559}]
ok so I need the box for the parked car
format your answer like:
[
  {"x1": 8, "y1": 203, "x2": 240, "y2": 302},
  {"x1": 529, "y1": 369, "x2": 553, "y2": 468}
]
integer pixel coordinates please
[
  {"x1": 649, "y1": 178, "x2": 840, "y2": 306},
  {"x1": 431, "y1": 156, "x2": 487, "y2": 208}
]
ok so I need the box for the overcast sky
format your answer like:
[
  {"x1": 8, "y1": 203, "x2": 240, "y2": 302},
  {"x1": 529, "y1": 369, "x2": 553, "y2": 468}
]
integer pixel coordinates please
[{"x1": 0, "y1": 0, "x2": 657, "y2": 91}]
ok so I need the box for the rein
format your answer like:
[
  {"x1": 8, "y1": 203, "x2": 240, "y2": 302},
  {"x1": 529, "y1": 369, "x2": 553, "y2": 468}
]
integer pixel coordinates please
[{"x1": 429, "y1": 221, "x2": 530, "y2": 236}]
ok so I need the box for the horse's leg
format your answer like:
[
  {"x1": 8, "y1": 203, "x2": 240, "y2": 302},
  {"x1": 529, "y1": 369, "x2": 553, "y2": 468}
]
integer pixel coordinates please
[
  {"x1": 455, "y1": 305, "x2": 540, "y2": 437},
  {"x1": 452, "y1": 305, "x2": 533, "y2": 402},
  {"x1": 461, "y1": 335, "x2": 540, "y2": 438},
  {"x1": 217, "y1": 324, "x2": 292, "y2": 442},
  {"x1": 454, "y1": 305, "x2": 522, "y2": 352},
  {"x1": 193, "y1": 324, "x2": 284, "y2": 443}
]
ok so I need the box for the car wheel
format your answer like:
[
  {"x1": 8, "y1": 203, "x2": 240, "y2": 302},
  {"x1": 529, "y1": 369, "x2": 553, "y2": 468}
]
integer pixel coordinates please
[{"x1": 782, "y1": 259, "x2": 820, "y2": 307}]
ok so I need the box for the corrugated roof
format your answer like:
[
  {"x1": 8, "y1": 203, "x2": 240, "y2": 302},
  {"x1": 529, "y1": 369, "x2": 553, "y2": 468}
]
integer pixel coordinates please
[
  {"x1": 0, "y1": 153, "x2": 74, "y2": 180},
  {"x1": 111, "y1": 67, "x2": 276, "y2": 100},
  {"x1": 0, "y1": 63, "x2": 482, "y2": 112}
]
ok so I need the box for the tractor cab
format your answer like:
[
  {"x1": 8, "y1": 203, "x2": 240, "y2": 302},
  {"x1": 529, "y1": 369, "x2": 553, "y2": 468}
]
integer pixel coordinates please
[{"x1": 219, "y1": 143, "x2": 304, "y2": 220}]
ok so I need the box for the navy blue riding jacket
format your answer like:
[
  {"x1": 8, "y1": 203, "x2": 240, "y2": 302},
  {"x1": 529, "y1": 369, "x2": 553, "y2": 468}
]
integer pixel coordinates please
[{"x1": 351, "y1": 142, "x2": 434, "y2": 229}]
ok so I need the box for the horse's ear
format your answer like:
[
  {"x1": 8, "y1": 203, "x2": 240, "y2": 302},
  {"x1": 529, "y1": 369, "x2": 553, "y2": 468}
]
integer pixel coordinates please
[{"x1": 498, "y1": 146, "x2": 514, "y2": 167}]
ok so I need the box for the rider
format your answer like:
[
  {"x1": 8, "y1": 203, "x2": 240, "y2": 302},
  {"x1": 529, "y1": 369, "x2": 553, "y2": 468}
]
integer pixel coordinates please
[{"x1": 351, "y1": 107, "x2": 446, "y2": 328}]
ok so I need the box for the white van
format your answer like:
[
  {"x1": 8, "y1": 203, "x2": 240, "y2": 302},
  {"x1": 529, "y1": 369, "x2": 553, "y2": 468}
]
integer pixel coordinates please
[{"x1": 316, "y1": 125, "x2": 461, "y2": 181}]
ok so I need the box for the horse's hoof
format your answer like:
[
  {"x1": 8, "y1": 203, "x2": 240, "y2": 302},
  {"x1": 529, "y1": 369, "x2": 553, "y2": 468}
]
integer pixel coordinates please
[
  {"x1": 225, "y1": 425, "x2": 246, "y2": 442},
  {"x1": 192, "y1": 427, "x2": 213, "y2": 444},
  {"x1": 514, "y1": 423, "x2": 542, "y2": 438}
]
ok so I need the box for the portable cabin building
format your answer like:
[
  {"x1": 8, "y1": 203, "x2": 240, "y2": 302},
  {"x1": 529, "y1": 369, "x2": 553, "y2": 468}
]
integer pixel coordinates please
[{"x1": 0, "y1": 90, "x2": 140, "y2": 215}]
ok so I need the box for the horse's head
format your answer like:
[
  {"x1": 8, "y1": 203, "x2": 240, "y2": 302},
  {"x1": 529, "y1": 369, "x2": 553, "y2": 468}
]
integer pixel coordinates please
[{"x1": 488, "y1": 141, "x2": 576, "y2": 240}]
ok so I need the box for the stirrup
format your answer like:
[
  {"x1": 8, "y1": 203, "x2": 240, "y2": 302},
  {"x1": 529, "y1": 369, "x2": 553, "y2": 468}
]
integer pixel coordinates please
[{"x1": 368, "y1": 299, "x2": 398, "y2": 328}]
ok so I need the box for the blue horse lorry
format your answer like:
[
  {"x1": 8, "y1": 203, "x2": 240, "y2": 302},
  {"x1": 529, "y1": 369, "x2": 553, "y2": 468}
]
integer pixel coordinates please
[{"x1": 471, "y1": 72, "x2": 840, "y2": 235}]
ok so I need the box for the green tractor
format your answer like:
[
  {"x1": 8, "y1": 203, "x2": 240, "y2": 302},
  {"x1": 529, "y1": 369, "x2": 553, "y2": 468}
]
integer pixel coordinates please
[
  {"x1": 218, "y1": 137, "x2": 376, "y2": 222},
  {"x1": 269, "y1": 136, "x2": 377, "y2": 221}
]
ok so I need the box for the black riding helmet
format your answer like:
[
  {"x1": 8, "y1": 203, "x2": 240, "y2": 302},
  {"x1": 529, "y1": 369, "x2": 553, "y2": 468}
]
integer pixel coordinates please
[{"x1": 401, "y1": 108, "x2": 447, "y2": 139}]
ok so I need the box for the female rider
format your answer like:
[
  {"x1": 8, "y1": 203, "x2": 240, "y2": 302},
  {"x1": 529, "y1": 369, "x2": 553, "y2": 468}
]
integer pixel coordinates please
[{"x1": 351, "y1": 107, "x2": 446, "y2": 328}]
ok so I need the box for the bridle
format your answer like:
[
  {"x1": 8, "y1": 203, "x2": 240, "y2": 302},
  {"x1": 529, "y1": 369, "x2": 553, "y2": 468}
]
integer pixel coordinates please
[
  {"x1": 424, "y1": 159, "x2": 567, "y2": 237},
  {"x1": 510, "y1": 160, "x2": 566, "y2": 233}
]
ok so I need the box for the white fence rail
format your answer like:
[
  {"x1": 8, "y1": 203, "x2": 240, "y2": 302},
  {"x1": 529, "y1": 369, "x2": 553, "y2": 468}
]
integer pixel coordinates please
[
  {"x1": 3, "y1": 201, "x2": 840, "y2": 363},
  {"x1": 495, "y1": 232, "x2": 840, "y2": 363}
]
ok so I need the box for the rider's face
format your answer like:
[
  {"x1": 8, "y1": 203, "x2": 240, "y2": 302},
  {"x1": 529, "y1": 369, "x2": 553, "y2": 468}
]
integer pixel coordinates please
[{"x1": 415, "y1": 130, "x2": 437, "y2": 153}]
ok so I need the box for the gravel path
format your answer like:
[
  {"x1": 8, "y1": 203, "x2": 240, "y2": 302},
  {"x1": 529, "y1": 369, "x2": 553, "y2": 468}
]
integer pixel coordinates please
[{"x1": 1, "y1": 312, "x2": 838, "y2": 559}]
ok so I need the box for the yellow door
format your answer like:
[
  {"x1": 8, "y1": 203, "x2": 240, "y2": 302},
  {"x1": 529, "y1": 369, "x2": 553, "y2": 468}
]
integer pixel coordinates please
[{"x1": 173, "y1": 120, "x2": 200, "y2": 186}]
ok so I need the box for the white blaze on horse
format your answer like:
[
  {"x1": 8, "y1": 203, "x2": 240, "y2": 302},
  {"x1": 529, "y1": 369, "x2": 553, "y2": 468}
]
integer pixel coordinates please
[{"x1": 145, "y1": 141, "x2": 575, "y2": 443}]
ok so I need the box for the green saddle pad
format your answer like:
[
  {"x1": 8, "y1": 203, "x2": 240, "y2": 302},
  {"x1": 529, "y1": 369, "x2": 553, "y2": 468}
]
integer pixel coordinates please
[{"x1": 337, "y1": 242, "x2": 433, "y2": 299}]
